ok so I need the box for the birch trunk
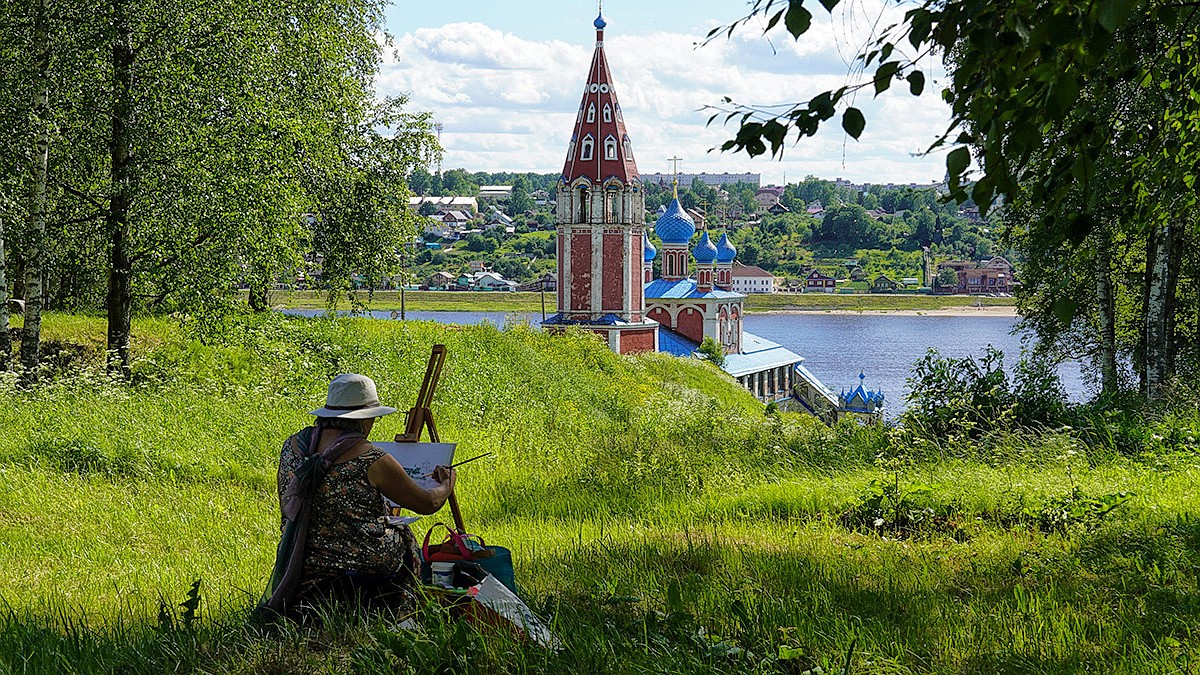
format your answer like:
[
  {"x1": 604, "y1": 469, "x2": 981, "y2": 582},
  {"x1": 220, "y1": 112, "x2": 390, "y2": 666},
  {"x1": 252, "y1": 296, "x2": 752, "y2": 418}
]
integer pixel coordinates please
[
  {"x1": 1163, "y1": 220, "x2": 1185, "y2": 379},
  {"x1": 248, "y1": 282, "x2": 269, "y2": 312},
  {"x1": 0, "y1": 217, "x2": 9, "y2": 370},
  {"x1": 1094, "y1": 225, "x2": 1118, "y2": 396},
  {"x1": 1143, "y1": 219, "x2": 1174, "y2": 399},
  {"x1": 106, "y1": 0, "x2": 135, "y2": 378},
  {"x1": 20, "y1": 0, "x2": 50, "y2": 383}
]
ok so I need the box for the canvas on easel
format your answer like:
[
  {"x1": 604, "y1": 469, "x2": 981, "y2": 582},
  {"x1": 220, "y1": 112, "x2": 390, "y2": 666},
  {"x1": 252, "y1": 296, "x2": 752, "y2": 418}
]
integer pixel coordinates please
[
  {"x1": 393, "y1": 344, "x2": 467, "y2": 532},
  {"x1": 374, "y1": 441, "x2": 456, "y2": 491}
]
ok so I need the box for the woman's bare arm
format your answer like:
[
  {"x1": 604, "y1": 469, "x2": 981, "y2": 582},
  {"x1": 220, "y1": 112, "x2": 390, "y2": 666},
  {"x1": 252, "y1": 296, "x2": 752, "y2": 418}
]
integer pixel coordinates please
[{"x1": 367, "y1": 453, "x2": 457, "y2": 515}]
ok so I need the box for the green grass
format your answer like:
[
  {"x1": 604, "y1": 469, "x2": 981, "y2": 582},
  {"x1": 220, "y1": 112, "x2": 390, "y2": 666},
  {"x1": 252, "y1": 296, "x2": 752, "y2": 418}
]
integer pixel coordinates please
[
  {"x1": 742, "y1": 293, "x2": 1016, "y2": 312},
  {"x1": 0, "y1": 313, "x2": 1196, "y2": 674},
  {"x1": 263, "y1": 289, "x2": 1016, "y2": 314},
  {"x1": 266, "y1": 289, "x2": 550, "y2": 312}
]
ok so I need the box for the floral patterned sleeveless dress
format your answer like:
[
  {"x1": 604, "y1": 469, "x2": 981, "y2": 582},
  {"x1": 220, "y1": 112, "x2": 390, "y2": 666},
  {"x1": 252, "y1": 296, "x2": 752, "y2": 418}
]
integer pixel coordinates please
[{"x1": 276, "y1": 429, "x2": 421, "y2": 608}]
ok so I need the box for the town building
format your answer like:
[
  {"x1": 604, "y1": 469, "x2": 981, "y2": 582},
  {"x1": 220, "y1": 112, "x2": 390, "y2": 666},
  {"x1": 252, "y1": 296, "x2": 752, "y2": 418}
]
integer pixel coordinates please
[
  {"x1": 730, "y1": 262, "x2": 777, "y2": 294},
  {"x1": 478, "y1": 185, "x2": 513, "y2": 200},
  {"x1": 456, "y1": 270, "x2": 518, "y2": 292},
  {"x1": 837, "y1": 372, "x2": 886, "y2": 422},
  {"x1": 804, "y1": 270, "x2": 837, "y2": 293},
  {"x1": 871, "y1": 274, "x2": 899, "y2": 292},
  {"x1": 425, "y1": 271, "x2": 454, "y2": 290},
  {"x1": 754, "y1": 186, "x2": 784, "y2": 213},
  {"x1": 408, "y1": 196, "x2": 478, "y2": 215},
  {"x1": 640, "y1": 172, "x2": 760, "y2": 188},
  {"x1": 423, "y1": 219, "x2": 454, "y2": 239},
  {"x1": 938, "y1": 256, "x2": 1016, "y2": 294},
  {"x1": 484, "y1": 209, "x2": 514, "y2": 230},
  {"x1": 540, "y1": 11, "x2": 659, "y2": 354}
]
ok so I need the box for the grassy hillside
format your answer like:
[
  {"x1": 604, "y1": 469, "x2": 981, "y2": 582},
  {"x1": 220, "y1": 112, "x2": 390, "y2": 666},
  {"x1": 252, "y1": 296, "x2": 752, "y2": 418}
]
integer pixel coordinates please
[{"x1": 0, "y1": 313, "x2": 1196, "y2": 674}]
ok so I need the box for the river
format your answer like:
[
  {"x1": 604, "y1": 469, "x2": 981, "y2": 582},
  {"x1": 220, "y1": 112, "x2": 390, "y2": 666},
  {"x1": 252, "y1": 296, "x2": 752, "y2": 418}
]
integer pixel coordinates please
[{"x1": 285, "y1": 309, "x2": 1092, "y2": 414}]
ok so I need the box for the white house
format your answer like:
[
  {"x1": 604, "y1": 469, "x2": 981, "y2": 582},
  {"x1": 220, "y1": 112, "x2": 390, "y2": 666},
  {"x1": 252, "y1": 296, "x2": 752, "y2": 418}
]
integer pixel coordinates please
[
  {"x1": 423, "y1": 218, "x2": 453, "y2": 238},
  {"x1": 409, "y1": 196, "x2": 478, "y2": 215},
  {"x1": 484, "y1": 209, "x2": 514, "y2": 230},
  {"x1": 731, "y1": 262, "x2": 777, "y2": 294},
  {"x1": 473, "y1": 271, "x2": 518, "y2": 292},
  {"x1": 478, "y1": 185, "x2": 513, "y2": 200}
]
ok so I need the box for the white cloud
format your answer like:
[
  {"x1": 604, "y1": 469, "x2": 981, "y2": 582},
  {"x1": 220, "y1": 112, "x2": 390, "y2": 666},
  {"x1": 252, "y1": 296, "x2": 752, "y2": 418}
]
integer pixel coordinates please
[{"x1": 379, "y1": 7, "x2": 952, "y2": 185}]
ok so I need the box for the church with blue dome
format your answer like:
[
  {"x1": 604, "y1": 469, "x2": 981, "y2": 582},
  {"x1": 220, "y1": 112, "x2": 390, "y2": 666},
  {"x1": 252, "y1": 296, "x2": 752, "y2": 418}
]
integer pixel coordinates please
[{"x1": 640, "y1": 182, "x2": 836, "y2": 406}]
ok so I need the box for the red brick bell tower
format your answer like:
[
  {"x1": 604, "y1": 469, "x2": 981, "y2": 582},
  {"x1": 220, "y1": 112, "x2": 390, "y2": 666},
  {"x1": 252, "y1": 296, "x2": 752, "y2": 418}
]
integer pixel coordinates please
[{"x1": 543, "y1": 10, "x2": 658, "y2": 354}]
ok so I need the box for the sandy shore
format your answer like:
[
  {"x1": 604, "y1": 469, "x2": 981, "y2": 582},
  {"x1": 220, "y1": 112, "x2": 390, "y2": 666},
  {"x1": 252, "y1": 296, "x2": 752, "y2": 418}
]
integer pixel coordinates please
[{"x1": 757, "y1": 306, "x2": 1019, "y2": 317}]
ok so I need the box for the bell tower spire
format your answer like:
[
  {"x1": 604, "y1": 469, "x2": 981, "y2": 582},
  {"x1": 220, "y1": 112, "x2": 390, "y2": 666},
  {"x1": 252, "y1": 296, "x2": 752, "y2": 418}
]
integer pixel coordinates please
[{"x1": 545, "y1": 9, "x2": 657, "y2": 355}]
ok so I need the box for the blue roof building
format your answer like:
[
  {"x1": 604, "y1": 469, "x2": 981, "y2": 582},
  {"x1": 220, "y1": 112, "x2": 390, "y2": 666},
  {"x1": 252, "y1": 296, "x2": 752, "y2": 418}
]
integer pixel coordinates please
[{"x1": 838, "y1": 372, "x2": 886, "y2": 421}]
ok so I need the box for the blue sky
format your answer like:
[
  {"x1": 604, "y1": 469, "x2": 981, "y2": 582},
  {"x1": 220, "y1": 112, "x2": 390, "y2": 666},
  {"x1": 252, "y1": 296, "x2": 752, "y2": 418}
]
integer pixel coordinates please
[{"x1": 379, "y1": 1, "x2": 952, "y2": 185}]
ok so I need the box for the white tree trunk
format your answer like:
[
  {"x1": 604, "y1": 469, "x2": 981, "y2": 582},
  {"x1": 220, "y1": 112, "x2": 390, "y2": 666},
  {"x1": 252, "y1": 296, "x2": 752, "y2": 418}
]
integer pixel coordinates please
[
  {"x1": 1094, "y1": 225, "x2": 1117, "y2": 396},
  {"x1": 106, "y1": 0, "x2": 135, "y2": 378},
  {"x1": 0, "y1": 216, "x2": 9, "y2": 370},
  {"x1": 20, "y1": 0, "x2": 50, "y2": 383},
  {"x1": 1143, "y1": 220, "x2": 1173, "y2": 399}
]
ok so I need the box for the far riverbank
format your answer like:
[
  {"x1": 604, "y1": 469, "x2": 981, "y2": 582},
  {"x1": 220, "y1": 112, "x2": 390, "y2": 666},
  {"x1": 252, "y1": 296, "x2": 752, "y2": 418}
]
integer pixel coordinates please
[
  {"x1": 262, "y1": 290, "x2": 1018, "y2": 315},
  {"x1": 774, "y1": 305, "x2": 1019, "y2": 317}
]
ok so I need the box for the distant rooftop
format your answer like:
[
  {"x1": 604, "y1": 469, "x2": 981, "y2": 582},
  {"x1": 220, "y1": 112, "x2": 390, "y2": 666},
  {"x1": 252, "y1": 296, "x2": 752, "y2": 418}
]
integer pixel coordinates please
[{"x1": 641, "y1": 172, "x2": 760, "y2": 188}]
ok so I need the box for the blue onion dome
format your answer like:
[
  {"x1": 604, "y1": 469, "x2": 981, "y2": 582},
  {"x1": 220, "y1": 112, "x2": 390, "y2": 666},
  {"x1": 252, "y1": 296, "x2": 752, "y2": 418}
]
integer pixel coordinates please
[
  {"x1": 594, "y1": 13, "x2": 606, "y2": 29},
  {"x1": 692, "y1": 231, "x2": 718, "y2": 264},
  {"x1": 715, "y1": 232, "x2": 737, "y2": 263},
  {"x1": 643, "y1": 231, "x2": 657, "y2": 262},
  {"x1": 654, "y1": 198, "x2": 695, "y2": 245}
]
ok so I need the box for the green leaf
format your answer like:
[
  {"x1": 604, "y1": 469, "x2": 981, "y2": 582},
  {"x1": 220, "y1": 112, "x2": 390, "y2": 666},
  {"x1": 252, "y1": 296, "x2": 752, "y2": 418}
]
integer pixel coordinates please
[
  {"x1": 909, "y1": 9, "x2": 933, "y2": 49},
  {"x1": 1098, "y1": 0, "x2": 1134, "y2": 33},
  {"x1": 946, "y1": 146, "x2": 970, "y2": 178},
  {"x1": 765, "y1": 9, "x2": 785, "y2": 33},
  {"x1": 818, "y1": 0, "x2": 840, "y2": 11},
  {"x1": 784, "y1": 2, "x2": 812, "y2": 37},
  {"x1": 1052, "y1": 297, "x2": 1077, "y2": 325},
  {"x1": 666, "y1": 580, "x2": 684, "y2": 613},
  {"x1": 809, "y1": 91, "x2": 835, "y2": 118},
  {"x1": 762, "y1": 119, "x2": 788, "y2": 155},
  {"x1": 874, "y1": 61, "x2": 899, "y2": 96},
  {"x1": 730, "y1": 598, "x2": 750, "y2": 624},
  {"x1": 907, "y1": 71, "x2": 925, "y2": 96},
  {"x1": 842, "y1": 107, "x2": 865, "y2": 139}
]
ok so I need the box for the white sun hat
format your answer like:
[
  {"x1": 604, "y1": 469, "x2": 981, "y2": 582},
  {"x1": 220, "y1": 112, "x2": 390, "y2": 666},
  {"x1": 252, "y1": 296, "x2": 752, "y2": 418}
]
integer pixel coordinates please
[{"x1": 309, "y1": 373, "x2": 398, "y2": 419}]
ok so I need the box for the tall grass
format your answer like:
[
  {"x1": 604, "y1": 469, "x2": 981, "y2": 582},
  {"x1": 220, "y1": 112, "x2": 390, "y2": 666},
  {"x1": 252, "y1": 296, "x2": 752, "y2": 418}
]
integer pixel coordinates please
[{"x1": 0, "y1": 312, "x2": 1197, "y2": 674}]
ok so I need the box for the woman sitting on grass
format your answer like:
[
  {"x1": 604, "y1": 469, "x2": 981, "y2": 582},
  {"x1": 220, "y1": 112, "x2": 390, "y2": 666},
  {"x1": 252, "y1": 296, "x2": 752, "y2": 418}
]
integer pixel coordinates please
[{"x1": 258, "y1": 373, "x2": 456, "y2": 618}]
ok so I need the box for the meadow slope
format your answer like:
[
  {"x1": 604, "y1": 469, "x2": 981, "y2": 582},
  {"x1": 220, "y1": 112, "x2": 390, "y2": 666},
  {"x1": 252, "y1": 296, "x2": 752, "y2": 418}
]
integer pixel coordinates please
[{"x1": 0, "y1": 313, "x2": 1197, "y2": 674}]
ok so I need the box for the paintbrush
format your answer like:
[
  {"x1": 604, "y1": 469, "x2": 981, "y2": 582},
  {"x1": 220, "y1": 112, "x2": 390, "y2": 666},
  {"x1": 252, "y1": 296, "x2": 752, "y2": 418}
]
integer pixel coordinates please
[{"x1": 422, "y1": 452, "x2": 493, "y2": 477}]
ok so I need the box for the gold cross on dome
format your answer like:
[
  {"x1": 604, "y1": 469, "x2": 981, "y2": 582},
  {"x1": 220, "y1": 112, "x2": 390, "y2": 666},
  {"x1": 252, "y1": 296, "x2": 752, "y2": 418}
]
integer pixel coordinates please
[{"x1": 667, "y1": 155, "x2": 683, "y2": 178}]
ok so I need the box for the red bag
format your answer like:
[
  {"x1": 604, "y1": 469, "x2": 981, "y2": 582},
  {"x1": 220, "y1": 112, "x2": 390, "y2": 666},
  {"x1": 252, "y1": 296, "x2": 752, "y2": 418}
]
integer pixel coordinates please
[{"x1": 422, "y1": 523, "x2": 491, "y2": 562}]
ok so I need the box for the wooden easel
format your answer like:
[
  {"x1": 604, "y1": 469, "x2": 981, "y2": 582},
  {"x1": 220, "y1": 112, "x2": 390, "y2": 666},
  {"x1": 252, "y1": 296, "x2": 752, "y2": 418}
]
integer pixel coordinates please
[{"x1": 395, "y1": 344, "x2": 466, "y2": 533}]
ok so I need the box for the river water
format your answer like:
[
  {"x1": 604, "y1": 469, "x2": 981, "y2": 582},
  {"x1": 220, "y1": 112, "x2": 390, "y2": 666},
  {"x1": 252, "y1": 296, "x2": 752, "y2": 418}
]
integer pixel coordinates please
[{"x1": 285, "y1": 309, "x2": 1091, "y2": 413}]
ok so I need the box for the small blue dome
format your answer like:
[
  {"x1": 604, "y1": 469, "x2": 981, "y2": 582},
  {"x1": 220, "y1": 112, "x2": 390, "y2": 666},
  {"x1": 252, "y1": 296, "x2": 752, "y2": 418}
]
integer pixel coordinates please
[
  {"x1": 693, "y1": 231, "x2": 718, "y2": 264},
  {"x1": 643, "y1": 231, "x2": 657, "y2": 262},
  {"x1": 654, "y1": 198, "x2": 695, "y2": 245},
  {"x1": 594, "y1": 13, "x2": 606, "y2": 29},
  {"x1": 715, "y1": 232, "x2": 737, "y2": 263}
]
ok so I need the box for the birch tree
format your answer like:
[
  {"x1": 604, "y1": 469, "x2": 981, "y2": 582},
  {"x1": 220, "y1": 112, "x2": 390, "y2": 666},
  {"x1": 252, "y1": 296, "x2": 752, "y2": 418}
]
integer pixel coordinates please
[
  {"x1": 2, "y1": 0, "x2": 425, "y2": 377},
  {"x1": 19, "y1": 0, "x2": 52, "y2": 382},
  {"x1": 715, "y1": 0, "x2": 1200, "y2": 400}
]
